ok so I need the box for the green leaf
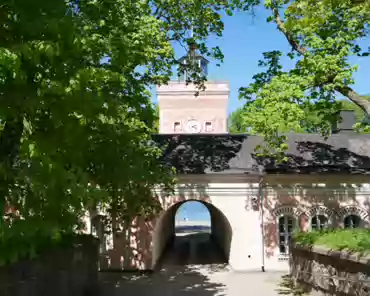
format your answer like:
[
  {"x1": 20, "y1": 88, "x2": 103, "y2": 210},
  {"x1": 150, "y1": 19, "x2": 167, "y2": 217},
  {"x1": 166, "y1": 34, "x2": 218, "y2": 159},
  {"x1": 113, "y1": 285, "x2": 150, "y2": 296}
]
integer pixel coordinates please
[
  {"x1": 0, "y1": 0, "x2": 241, "y2": 264},
  {"x1": 238, "y1": 0, "x2": 370, "y2": 159}
]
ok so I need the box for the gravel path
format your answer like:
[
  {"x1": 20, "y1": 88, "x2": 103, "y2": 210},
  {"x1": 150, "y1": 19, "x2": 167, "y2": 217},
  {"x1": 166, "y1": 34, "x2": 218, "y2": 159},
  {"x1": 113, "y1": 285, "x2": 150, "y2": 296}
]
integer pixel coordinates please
[{"x1": 99, "y1": 233, "x2": 298, "y2": 296}]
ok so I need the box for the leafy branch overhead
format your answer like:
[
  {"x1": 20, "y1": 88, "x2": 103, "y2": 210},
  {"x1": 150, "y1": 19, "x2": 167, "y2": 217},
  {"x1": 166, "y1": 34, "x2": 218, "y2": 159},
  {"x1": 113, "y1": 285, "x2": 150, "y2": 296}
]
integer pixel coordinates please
[
  {"x1": 238, "y1": 0, "x2": 370, "y2": 157},
  {"x1": 0, "y1": 0, "x2": 243, "y2": 264}
]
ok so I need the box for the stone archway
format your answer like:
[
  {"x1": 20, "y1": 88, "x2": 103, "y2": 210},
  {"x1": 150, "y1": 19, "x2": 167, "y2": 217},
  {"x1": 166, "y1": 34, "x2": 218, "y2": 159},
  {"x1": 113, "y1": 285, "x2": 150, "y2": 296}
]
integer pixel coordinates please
[{"x1": 151, "y1": 199, "x2": 233, "y2": 269}]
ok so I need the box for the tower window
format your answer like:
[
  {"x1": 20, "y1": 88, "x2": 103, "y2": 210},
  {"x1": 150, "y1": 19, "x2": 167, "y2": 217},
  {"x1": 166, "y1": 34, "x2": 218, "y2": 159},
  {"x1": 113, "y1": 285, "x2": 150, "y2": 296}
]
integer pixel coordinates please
[
  {"x1": 174, "y1": 122, "x2": 181, "y2": 132},
  {"x1": 205, "y1": 121, "x2": 213, "y2": 132},
  {"x1": 201, "y1": 59, "x2": 208, "y2": 76}
]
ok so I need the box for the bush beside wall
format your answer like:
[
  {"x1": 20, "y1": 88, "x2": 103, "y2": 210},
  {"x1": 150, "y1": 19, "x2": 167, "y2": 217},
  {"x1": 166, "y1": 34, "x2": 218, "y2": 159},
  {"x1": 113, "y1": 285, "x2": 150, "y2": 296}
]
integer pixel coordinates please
[{"x1": 0, "y1": 234, "x2": 99, "y2": 296}]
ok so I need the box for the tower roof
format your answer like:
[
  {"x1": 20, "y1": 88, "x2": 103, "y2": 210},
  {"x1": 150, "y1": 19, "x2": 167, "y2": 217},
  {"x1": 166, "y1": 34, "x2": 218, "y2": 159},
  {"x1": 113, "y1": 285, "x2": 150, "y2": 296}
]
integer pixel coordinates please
[
  {"x1": 178, "y1": 41, "x2": 209, "y2": 64},
  {"x1": 178, "y1": 51, "x2": 210, "y2": 64},
  {"x1": 176, "y1": 41, "x2": 209, "y2": 80}
]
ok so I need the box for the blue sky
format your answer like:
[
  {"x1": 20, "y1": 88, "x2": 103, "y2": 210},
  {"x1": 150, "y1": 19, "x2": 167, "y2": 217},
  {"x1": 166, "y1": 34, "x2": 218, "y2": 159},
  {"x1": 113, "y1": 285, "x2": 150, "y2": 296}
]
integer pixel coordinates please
[
  {"x1": 152, "y1": 8, "x2": 370, "y2": 116},
  {"x1": 175, "y1": 201, "x2": 211, "y2": 221},
  {"x1": 166, "y1": 9, "x2": 370, "y2": 222}
]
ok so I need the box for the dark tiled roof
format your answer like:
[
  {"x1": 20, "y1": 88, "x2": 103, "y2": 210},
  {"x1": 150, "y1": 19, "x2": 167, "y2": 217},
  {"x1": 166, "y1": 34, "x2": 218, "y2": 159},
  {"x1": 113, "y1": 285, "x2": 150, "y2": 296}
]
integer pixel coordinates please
[{"x1": 152, "y1": 133, "x2": 370, "y2": 175}]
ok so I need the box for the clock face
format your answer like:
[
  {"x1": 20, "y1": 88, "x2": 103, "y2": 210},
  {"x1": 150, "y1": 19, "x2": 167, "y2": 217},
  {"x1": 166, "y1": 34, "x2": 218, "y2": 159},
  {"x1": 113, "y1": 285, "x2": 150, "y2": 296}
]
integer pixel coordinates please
[{"x1": 186, "y1": 119, "x2": 201, "y2": 133}]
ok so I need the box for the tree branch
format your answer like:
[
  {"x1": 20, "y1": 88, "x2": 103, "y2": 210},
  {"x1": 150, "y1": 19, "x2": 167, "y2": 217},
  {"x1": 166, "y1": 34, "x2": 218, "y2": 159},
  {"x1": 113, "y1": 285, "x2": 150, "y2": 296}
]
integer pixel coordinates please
[
  {"x1": 271, "y1": 6, "x2": 370, "y2": 115},
  {"x1": 153, "y1": 4, "x2": 166, "y2": 20},
  {"x1": 272, "y1": 7, "x2": 307, "y2": 55},
  {"x1": 336, "y1": 85, "x2": 370, "y2": 115}
]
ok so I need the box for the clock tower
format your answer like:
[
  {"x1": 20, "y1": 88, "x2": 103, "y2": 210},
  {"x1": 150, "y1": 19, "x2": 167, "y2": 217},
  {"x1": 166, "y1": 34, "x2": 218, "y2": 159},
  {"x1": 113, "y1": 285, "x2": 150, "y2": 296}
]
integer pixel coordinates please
[{"x1": 156, "y1": 44, "x2": 229, "y2": 134}]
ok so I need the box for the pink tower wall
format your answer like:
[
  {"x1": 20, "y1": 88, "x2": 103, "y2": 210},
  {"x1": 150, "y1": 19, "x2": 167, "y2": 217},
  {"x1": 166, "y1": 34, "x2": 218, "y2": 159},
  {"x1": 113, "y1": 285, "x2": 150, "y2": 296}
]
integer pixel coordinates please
[{"x1": 156, "y1": 81, "x2": 229, "y2": 134}]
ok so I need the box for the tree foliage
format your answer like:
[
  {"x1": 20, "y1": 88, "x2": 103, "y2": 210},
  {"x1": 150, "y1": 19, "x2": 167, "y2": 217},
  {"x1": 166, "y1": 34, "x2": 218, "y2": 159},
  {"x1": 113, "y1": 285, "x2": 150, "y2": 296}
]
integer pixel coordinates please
[
  {"x1": 238, "y1": 0, "x2": 370, "y2": 157},
  {"x1": 153, "y1": 104, "x2": 160, "y2": 133},
  {"x1": 0, "y1": 0, "x2": 243, "y2": 264},
  {"x1": 228, "y1": 108, "x2": 248, "y2": 133},
  {"x1": 229, "y1": 98, "x2": 368, "y2": 134}
]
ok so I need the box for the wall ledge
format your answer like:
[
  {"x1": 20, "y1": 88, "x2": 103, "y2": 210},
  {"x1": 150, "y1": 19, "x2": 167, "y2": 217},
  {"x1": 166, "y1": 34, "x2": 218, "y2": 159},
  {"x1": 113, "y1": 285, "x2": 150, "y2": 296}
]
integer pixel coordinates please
[{"x1": 292, "y1": 242, "x2": 370, "y2": 265}]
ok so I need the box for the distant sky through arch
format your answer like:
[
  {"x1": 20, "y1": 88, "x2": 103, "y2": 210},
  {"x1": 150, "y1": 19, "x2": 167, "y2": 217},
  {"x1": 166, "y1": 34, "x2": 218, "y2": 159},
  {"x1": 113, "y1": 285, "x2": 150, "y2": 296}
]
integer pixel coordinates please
[{"x1": 175, "y1": 201, "x2": 210, "y2": 222}]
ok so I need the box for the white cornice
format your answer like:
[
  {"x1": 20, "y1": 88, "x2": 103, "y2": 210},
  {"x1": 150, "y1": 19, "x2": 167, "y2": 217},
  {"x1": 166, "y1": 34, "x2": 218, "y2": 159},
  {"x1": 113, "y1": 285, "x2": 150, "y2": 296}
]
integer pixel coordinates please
[
  {"x1": 176, "y1": 174, "x2": 262, "y2": 183},
  {"x1": 157, "y1": 91, "x2": 229, "y2": 96}
]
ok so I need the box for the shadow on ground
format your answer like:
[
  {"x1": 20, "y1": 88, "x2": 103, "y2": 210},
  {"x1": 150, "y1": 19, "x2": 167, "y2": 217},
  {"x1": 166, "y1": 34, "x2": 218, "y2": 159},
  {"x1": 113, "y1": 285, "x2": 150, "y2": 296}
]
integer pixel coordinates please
[
  {"x1": 99, "y1": 265, "x2": 227, "y2": 296},
  {"x1": 98, "y1": 232, "x2": 288, "y2": 296},
  {"x1": 275, "y1": 274, "x2": 307, "y2": 296},
  {"x1": 159, "y1": 233, "x2": 228, "y2": 267}
]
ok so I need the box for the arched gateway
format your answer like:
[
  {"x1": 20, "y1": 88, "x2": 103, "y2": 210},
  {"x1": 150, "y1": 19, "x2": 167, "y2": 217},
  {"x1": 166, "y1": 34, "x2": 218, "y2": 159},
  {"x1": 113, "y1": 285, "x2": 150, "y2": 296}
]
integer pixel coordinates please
[
  {"x1": 89, "y1": 182, "x2": 261, "y2": 272},
  {"x1": 151, "y1": 198, "x2": 232, "y2": 269}
]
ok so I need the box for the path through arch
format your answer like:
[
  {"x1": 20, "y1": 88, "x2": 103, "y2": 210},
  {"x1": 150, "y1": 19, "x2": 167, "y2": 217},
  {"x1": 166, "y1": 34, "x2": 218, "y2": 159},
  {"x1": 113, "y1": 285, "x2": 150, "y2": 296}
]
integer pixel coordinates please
[{"x1": 152, "y1": 200, "x2": 232, "y2": 270}]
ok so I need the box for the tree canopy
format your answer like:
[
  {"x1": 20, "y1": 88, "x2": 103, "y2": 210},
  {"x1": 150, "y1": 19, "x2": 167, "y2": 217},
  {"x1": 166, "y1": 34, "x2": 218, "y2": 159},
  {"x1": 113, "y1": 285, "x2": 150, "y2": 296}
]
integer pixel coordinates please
[
  {"x1": 0, "y1": 0, "x2": 244, "y2": 263},
  {"x1": 228, "y1": 108, "x2": 247, "y2": 133},
  {"x1": 238, "y1": 0, "x2": 370, "y2": 157},
  {"x1": 229, "y1": 98, "x2": 369, "y2": 134}
]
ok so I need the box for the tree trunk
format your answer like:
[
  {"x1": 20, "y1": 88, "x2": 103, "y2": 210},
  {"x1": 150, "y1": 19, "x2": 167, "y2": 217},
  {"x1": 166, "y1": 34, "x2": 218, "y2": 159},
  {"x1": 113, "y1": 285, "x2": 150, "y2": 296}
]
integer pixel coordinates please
[
  {"x1": 0, "y1": 115, "x2": 24, "y2": 221},
  {"x1": 110, "y1": 200, "x2": 118, "y2": 249},
  {"x1": 0, "y1": 115, "x2": 24, "y2": 166}
]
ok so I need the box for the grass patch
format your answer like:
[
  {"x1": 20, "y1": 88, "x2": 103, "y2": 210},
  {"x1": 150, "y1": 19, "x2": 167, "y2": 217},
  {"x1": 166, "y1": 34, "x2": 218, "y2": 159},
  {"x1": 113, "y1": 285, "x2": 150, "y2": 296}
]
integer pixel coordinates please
[{"x1": 293, "y1": 228, "x2": 370, "y2": 253}]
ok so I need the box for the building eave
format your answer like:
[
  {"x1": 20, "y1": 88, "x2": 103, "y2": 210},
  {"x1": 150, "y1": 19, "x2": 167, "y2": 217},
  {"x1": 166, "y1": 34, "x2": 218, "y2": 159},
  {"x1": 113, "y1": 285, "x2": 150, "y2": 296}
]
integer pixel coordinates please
[{"x1": 157, "y1": 90, "x2": 230, "y2": 96}]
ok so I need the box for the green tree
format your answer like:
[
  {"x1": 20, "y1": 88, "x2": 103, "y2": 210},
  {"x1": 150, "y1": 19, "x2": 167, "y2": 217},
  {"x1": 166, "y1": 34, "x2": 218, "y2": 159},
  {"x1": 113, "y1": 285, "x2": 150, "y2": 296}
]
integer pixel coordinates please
[
  {"x1": 153, "y1": 104, "x2": 160, "y2": 133},
  {"x1": 0, "y1": 0, "x2": 242, "y2": 263},
  {"x1": 228, "y1": 108, "x2": 248, "y2": 133},
  {"x1": 238, "y1": 0, "x2": 370, "y2": 157}
]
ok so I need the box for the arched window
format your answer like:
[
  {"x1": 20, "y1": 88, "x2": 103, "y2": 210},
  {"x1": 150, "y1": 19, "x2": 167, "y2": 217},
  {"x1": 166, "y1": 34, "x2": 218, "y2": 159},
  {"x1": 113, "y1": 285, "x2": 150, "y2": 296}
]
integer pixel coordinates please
[
  {"x1": 344, "y1": 214, "x2": 361, "y2": 229},
  {"x1": 311, "y1": 215, "x2": 328, "y2": 230},
  {"x1": 307, "y1": 206, "x2": 334, "y2": 231},
  {"x1": 278, "y1": 215, "x2": 295, "y2": 254},
  {"x1": 272, "y1": 205, "x2": 303, "y2": 256},
  {"x1": 338, "y1": 206, "x2": 369, "y2": 229}
]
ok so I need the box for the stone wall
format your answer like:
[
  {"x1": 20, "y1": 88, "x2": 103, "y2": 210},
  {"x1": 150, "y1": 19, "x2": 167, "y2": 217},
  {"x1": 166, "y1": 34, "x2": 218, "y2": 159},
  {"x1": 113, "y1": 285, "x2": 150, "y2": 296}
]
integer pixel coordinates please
[
  {"x1": 290, "y1": 243, "x2": 370, "y2": 296},
  {"x1": 0, "y1": 234, "x2": 99, "y2": 296}
]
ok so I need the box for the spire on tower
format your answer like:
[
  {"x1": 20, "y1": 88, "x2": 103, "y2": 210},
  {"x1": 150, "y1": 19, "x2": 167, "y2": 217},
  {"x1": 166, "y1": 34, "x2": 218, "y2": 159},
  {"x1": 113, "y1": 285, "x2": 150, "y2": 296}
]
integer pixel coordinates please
[{"x1": 177, "y1": 24, "x2": 209, "y2": 81}]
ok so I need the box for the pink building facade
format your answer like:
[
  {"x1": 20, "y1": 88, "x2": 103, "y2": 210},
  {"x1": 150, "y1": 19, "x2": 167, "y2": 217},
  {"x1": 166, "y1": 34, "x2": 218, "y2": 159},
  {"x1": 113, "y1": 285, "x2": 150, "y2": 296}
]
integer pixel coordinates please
[
  {"x1": 83, "y1": 48, "x2": 370, "y2": 272},
  {"x1": 88, "y1": 170, "x2": 370, "y2": 272},
  {"x1": 86, "y1": 128, "x2": 370, "y2": 273},
  {"x1": 157, "y1": 81, "x2": 229, "y2": 134}
]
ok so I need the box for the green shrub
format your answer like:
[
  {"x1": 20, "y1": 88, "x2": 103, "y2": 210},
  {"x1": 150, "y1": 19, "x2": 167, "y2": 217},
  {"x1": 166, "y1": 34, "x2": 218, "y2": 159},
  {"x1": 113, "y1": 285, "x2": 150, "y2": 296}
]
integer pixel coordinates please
[
  {"x1": 0, "y1": 229, "x2": 86, "y2": 266},
  {"x1": 293, "y1": 228, "x2": 370, "y2": 253}
]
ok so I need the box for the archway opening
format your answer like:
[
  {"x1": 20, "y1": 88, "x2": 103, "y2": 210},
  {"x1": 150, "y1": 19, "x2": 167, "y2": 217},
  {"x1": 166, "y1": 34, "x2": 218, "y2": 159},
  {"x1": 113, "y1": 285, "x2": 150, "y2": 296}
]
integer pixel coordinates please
[
  {"x1": 175, "y1": 200, "x2": 211, "y2": 235},
  {"x1": 152, "y1": 200, "x2": 232, "y2": 270}
]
